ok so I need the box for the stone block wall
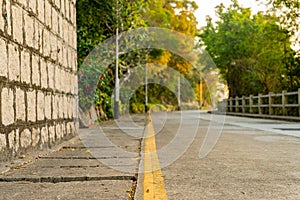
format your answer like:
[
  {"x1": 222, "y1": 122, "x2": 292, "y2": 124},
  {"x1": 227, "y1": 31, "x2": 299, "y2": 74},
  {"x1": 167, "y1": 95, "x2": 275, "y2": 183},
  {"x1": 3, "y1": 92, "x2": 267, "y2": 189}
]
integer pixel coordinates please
[{"x1": 0, "y1": 0, "x2": 78, "y2": 161}]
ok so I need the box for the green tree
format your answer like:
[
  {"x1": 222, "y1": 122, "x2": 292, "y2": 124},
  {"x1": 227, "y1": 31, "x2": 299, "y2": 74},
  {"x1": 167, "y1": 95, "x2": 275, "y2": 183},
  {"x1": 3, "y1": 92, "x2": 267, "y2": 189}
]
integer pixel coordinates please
[
  {"x1": 77, "y1": 0, "x2": 148, "y2": 119},
  {"x1": 198, "y1": 0, "x2": 295, "y2": 97}
]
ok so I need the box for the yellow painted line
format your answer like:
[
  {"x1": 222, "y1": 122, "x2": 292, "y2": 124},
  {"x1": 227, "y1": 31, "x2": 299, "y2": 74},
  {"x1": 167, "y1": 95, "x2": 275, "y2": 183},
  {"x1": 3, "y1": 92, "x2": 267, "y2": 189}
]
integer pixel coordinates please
[{"x1": 143, "y1": 114, "x2": 168, "y2": 200}]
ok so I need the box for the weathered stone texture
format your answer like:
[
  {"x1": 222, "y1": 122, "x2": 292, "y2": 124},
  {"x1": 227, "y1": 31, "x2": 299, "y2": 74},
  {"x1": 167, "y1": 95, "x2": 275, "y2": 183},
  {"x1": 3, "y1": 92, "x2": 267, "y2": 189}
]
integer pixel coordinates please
[
  {"x1": 1, "y1": 87, "x2": 14, "y2": 126},
  {"x1": 27, "y1": 90, "x2": 36, "y2": 122},
  {"x1": 0, "y1": 134, "x2": 6, "y2": 151},
  {"x1": 0, "y1": 0, "x2": 77, "y2": 161},
  {"x1": 0, "y1": 38, "x2": 7, "y2": 77},
  {"x1": 20, "y1": 129, "x2": 31, "y2": 148},
  {"x1": 8, "y1": 42, "x2": 20, "y2": 81},
  {"x1": 0, "y1": 1, "x2": 4, "y2": 32},
  {"x1": 20, "y1": 50, "x2": 31, "y2": 84},
  {"x1": 16, "y1": 87, "x2": 25, "y2": 121},
  {"x1": 12, "y1": 5, "x2": 23, "y2": 44}
]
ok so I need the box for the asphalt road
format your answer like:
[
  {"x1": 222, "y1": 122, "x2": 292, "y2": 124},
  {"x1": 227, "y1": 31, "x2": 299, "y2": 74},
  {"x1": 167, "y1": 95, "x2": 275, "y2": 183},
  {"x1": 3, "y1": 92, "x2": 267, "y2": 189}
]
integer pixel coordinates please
[
  {"x1": 135, "y1": 111, "x2": 300, "y2": 199},
  {"x1": 1, "y1": 111, "x2": 299, "y2": 199}
]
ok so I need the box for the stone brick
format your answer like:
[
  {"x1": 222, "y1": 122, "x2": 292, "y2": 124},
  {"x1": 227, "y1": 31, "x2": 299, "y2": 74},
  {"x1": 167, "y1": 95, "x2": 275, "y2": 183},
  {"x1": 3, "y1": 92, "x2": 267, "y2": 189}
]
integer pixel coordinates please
[
  {"x1": 67, "y1": 96, "x2": 71, "y2": 118},
  {"x1": 34, "y1": 20, "x2": 42, "y2": 50},
  {"x1": 41, "y1": 126, "x2": 48, "y2": 145},
  {"x1": 8, "y1": 131, "x2": 14, "y2": 150},
  {"x1": 19, "y1": 0, "x2": 28, "y2": 7},
  {"x1": 70, "y1": 2, "x2": 74, "y2": 24},
  {"x1": 63, "y1": 96, "x2": 67, "y2": 118},
  {"x1": 65, "y1": 0, "x2": 69, "y2": 20},
  {"x1": 32, "y1": 127, "x2": 39, "y2": 146},
  {"x1": 12, "y1": 5, "x2": 23, "y2": 44},
  {"x1": 57, "y1": 95, "x2": 63, "y2": 118},
  {"x1": 65, "y1": 73, "x2": 70, "y2": 93},
  {"x1": 57, "y1": 39, "x2": 63, "y2": 65},
  {"x1": 8, "y1": 42, "x2": 20, "y2": 81},
  {"x1": 69, "y1": 74, "x2": 73, "y2": 93},
  {"x1": 16, "y1": 87, "x2": 25, "y2": 121},
  {"x1": 37, "y1": 91, "x2": 44, "y2": 121},
  {"x1": 9, "y1": 130, "x2": 19, "y2": 153},
  {"x1": 5, "y1": 0, "x2": 12, "y2": 36},
  {"x1": 69, "y1": 121, "x2": 75, "y2": 133},
  {"x1": 66, "y1": 122, "x2": 71, "y2": 134},
  {"x1": 68, "y1": 26, "x2": 72, "y2": 48},
  {"x1": 59, "y1": 69, "x2": 64, "y2": 92},
  {"x1": 67, "y1": 47, "x2": 72, "y2": 70},
  {"x1": 43, "y1": 29, "x2": 51, "y2": 57},
  {"x1": 73, "y1": 75, "x2": 78, "y2": 95},
  {"x1": 24, "y1": 13, "x2": 34, "y2": 48},
  {"x1": 58, "y1": 14, "x2": 63, "y2": 38},
  {"x1": 40, "y1": 59, "x2": 48, "y2": 88},
  {"x1": 55, "y1": 0, "x2": 60, "y2": 9},
  {"x1": 52, "y1": 94, "x2": 58, "y2": 119},
  {"x1": 67, "y1": 74, "x2": 74, "y2": 93},
  {"x1": 37, "y1": 0, "x2": 45, "y2": 23},
  {"x1": 61, "y1": 0, "x2": 65, "y2": 17},
  {"x1": 65, "y1": 22, "x2": 70, "y2": 45},
  {"x1": 72, "y1": 50, "x2": 77, "y2": 71},
  {"x1": 71, "y1": 96, "x2": 76, "y2": 118},
  {"x1": 27, "y1": 90, "x2": 36, "y2": 122},
  {"x1": 45, "y1": 0, "x2": 51, "y2": 28},
  {"x1": 0, "y1": 134, "x2": 6, "y2": 151},
  {"x1": 69, "y1": 96, "x2": 74, "y2": 118},
  {"x1": 0, "y1": 38, "x2": 8, "y2": 77},
  {"x1": 20, "y1": 50, "x2": 31, "y2": 84},
  {"x1": 50, "y1": 33, "x2": 57, "y2": 61},
  {"x1": 48, "y1": 63, "x2": 55, "y2": 89},
  {"x1": 1, "y1": 87, "x2": 14, "y2": 126},
  {"x1": 72, "y1": 3, "x2": 76, "y2": 27},
  {"x1": 44, "y1": 93, "x2": 51, "y2": 119},
  {"x1": 48, "y1": 125, "x2": 55, "y2": 144},
  {"x1": 29, "y1": 0, "x2": 37, "y2": 14},
  {"x1": 63, "y1": 44, "x2": 68, "y2": 68},
  {"x1": 0, "y1": 1, "x2": 4, "y2": 32},
  {"x1": 54, "y1": 67, "x2": 61, "y2": 91},
  {"x1": 20, "y1": 129, "x2": 31, "y2": 148},
  {"x1": 73, "y1": 27, "x2": 77, "y2": 48},
  {"x1": 56, "y1": 123, "x2": 62, "y2": 139},
  {"x1": 63, "y1": 20, "x2": 68, "y2": 43},
  {"x1": 72, "y1": 96, "x2": 77, "y2": 118},
  {"x1": 61, "y1": 123, "x2": 66, "y2": 137},
  {"x1": 58, "y1": 95, "x2": 63, "y2": 118},
  {"x1": 52, "y1": 7, "x2": 58, "y2": 35},
  {"x1": 32, "y1": 54, "x2": 40, "y2": 86}
]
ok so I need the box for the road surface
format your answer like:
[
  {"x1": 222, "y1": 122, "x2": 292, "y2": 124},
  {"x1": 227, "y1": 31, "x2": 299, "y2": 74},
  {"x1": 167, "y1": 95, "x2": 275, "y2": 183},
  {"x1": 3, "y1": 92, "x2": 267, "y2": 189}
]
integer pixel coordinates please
[{"x1": 135, "y1": 111, "x2": 300, "y2": 199}]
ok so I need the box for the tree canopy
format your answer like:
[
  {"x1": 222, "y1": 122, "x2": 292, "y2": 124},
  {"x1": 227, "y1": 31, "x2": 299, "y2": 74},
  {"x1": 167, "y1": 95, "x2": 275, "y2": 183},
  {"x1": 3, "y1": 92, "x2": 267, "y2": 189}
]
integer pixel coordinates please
[
  {"x1": 198, "y1": 0, "x2": 299, "y2": 97},
  {"x1": 77, "y1": 0, "x2": 201, "y2": 118}
]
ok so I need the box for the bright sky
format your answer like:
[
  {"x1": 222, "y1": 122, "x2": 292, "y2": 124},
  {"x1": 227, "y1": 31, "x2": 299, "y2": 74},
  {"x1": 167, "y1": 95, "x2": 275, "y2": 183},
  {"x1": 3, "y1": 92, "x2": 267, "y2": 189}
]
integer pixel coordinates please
[{"x1": 194, "y1": 0, "x2": 267, "y2": 27}]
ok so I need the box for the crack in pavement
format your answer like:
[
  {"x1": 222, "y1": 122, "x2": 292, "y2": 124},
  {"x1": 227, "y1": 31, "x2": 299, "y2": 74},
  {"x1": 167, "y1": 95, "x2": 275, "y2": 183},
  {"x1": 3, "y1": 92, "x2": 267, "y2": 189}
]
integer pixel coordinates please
[{"x1": 0, "y1": 175, "x2": 136, "y2": 183}]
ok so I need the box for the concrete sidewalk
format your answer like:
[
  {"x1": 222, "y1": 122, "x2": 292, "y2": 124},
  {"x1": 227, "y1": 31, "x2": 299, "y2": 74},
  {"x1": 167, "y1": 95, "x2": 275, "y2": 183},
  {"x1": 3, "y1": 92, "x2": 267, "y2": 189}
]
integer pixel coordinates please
[{"x1": 0, "y1": 115, "x2": 146, "y2": 200}]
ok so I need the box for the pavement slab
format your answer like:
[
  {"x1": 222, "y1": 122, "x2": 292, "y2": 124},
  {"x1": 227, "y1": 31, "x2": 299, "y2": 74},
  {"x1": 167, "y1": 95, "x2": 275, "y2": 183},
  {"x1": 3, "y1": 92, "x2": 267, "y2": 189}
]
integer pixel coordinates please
[{"x1": 0, "y1": 114, "x2": 146, "y2": 200}]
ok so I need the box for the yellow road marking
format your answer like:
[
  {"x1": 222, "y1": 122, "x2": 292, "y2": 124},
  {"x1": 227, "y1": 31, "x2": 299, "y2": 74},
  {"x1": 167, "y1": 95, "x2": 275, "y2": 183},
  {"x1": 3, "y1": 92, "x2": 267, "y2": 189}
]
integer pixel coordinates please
[{"x1": 143, "y1": 115, "x2": 168, "y2": 200}]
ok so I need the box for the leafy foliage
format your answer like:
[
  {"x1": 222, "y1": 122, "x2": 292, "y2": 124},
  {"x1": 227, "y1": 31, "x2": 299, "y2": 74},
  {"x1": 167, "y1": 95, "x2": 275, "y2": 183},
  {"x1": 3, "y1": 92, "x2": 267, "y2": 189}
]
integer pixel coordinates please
[
  {"x1": 198, "y1": 0, "x2": 299, "y2": 97},
  {"x1": 77, "y1": 0, "x2": 201, "y2": 118}
]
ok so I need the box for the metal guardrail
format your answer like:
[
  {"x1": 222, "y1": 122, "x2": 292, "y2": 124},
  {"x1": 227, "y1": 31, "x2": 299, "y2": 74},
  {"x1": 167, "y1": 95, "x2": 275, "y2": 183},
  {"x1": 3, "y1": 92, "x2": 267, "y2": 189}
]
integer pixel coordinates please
[{"x1": 225, "y1": 88, "x2": 300, "y2": 117}]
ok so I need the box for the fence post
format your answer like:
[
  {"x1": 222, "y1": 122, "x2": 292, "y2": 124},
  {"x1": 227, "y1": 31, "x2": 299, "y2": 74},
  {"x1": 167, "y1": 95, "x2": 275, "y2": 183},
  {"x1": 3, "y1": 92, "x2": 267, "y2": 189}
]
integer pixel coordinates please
[
  {"x1": 235, "y1": 96, "x2": 239, "y2": 112},
  {"x1": 249, "y1": 95, "x2": 253, "y2": 113},
  {"x1": 258, "y1": 93, "x2": 262, "y2": 115},
  {"x1": 229, "y1": 97, "x2": 233, "y2": 112},
  {"x1": 269, "y1": 92, "x2": 273, "y2": 115},
  {"x1": 298, "y1": 88, "x2": 300, "y2": 117},
  {"x1": 242, "y1": 96, "x2": 246, "y2": 113},
  {"x1": 282, "y1": 90, "x2": 287, "y2": 116}
]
